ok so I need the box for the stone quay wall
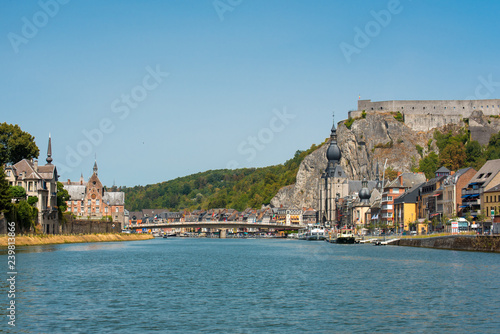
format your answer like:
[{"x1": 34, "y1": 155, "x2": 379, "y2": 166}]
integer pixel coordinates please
[
  {"x1": 349, "y1": 99, "x2": 500, "y2": 132},
  {"x1": 393, "y1": 235, "x2": 500, "y2": 253},
  {"x1": 62, "y1": 219, "x2": 122, "y2": 234}
]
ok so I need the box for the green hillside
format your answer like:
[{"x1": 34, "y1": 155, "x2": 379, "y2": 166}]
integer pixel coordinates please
[{"x1": 121, "y1": 143, "x2": 323, "y2": 212}]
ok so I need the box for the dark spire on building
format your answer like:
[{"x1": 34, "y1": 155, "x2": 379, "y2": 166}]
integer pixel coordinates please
[
  {"x1": 359, "y1": 178, "x2": 371, "y2": 204},
  {"x1": 93, "y1": 158, "x2": 98, "y2": 176},
  {"x1": 325, "y1": 113, "x2": 343, "y2": 177},
  {"x1": 46, "y1": 133, "x2": 53, "y2": 164},
  {"x1": 375, "y1": 160, "x2": 382, "y2": 189}
]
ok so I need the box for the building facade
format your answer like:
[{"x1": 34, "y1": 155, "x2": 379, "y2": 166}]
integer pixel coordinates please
[
  {"x1": 63, "y1": 161, "x2": 125, "y2": 228},
  {"x1": 4, "y1": 136, "x2": 59, "y2": 234}
]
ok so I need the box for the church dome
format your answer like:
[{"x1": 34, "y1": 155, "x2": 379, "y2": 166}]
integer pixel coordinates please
[
  {"x1": 326, "y1": 141, "x2": 341, "y2": 162},
  {"x1": 359, "y1": 178, "x2": 370, "y2": 201}
]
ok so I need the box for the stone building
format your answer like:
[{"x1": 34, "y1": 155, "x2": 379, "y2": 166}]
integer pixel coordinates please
[
  {"x1": 4, "y1": 135, "x2": 59, "y2": 234},
  {"x1": 63, "y1": 161, "x2": 125, "y2": 229},
  {"x1": 350, "y1": 98, "x2": 500, "y2": 132}
]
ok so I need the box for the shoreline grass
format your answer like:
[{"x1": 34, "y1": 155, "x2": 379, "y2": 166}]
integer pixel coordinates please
[{"x1": 0, "y1": 233, "x2": 154, "y2": 247}]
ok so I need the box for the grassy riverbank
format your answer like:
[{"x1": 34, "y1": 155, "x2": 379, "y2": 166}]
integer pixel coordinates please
[{"x1": 0, "y1": 233, "x2": 154, "y2": 247}]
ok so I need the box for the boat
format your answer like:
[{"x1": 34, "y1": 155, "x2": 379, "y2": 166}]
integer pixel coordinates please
[
  {"x1": 305, "y1": 225, "x2": 326, "y2": 241},
  {"x1": 336, "y1": 228, "x2": 356, "y2": 244},
  {"x1": 152, "y1": 232, "x2": 161, "y2": 238}
]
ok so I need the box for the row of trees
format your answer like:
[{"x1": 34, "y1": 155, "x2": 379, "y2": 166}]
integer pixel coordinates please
[{"x1": 415, "y1": 128, "x2": 500, "y2": 179}]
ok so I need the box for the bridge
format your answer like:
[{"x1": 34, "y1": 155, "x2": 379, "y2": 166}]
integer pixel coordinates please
[{"x1": 128, "y1": 221, "x2": 307, "y2": 231}]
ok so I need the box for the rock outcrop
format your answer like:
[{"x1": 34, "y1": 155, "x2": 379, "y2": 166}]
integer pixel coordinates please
[{"x1": 271, "y1": 112, "x2": 468, "y2": 209}]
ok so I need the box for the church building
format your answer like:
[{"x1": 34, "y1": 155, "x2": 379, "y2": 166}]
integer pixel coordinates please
[
  {"x1": 318, "y1": 117, "x2": 379, "y2": 228},
  {"x1": 64, "y1": 161, "x2": 125, "y2": 228}
]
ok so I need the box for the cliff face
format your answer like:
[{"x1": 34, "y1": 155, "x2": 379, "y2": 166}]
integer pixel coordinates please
[
  {"x1": 271, "y1": 112, "x2": 447, "y2": 209},
  {"x1": 271, "y1": 110, "x2": 500, "y2": 210}
]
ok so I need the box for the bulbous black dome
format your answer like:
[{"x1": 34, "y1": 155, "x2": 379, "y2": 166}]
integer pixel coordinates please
[
  {"x1": 359, "y1": 178, "x2": 370, "y2": 201},
  {"x1": 326, "y1": 141, "x2": 341, "y2": 162}
]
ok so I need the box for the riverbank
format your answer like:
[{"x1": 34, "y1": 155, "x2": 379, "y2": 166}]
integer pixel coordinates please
[
  {"x1": 393, "y1": 235, "x2": 500, "y2": 253},
  {"x1": 0, "y1": 233, "x2": 154, "y2": 247}
]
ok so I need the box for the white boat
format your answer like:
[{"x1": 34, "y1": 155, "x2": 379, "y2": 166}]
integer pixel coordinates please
[{"x1": 305, "y1": 225, "x2": 326, "y2": 241}]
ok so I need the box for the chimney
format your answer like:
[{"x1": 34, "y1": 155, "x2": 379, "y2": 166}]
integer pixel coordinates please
[
  {"x1": 67, "y1": 179, "x2": 70, "y2": 185},
  {"x1": 33, "y1": 159, "x2": 38, "y2": 170}
]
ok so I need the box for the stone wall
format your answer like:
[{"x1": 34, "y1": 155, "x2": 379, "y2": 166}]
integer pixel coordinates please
[
  {"x1": 394, "y1": 235, "x2": 500, "y2": 253},
  {"x1": 351, "y1": 99, "x2": 500, "y2": 133},
  {"x1": 62, "y1": 218, "x2": 122, "y2": 234}
]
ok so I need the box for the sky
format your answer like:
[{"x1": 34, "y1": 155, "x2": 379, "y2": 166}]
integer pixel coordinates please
[{"x1": 1, "y1": 0, "x2": 500, "y2": 187}]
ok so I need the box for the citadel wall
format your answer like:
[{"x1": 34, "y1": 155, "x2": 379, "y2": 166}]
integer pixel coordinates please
[{"x1": 349, "y1": 99, "x2": 500, "y2": 132}]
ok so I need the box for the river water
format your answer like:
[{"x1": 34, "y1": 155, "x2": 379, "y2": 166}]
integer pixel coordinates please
[{"x1": 1, "y1": 238, "x2": 500, "y2": 333}]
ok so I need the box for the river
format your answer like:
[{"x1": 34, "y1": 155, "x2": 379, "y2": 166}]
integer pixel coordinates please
[{"x1": 1, "y1": 238, "x2": 499, "y2": 333}]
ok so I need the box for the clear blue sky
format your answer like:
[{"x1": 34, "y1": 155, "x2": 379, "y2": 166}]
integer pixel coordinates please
[{"x1": 1, "y1": 0, "x2": 499, "y2": 187}]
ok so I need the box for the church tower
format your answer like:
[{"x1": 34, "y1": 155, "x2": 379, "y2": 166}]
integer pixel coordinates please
[{"x1": 318, "y1": 116, "x2": 349, "y2": 226}]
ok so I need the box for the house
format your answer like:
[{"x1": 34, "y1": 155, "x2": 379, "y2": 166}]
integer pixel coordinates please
[
  {"x1": 4, "y1": 136, "x2": 59, "y2": 234},
  {"x1": 394, "y1": 183, "x2": 424, "y2": 232},
  {"x1": 380, "y1": 172, "x2": 426, "y2": 226},
  {"x1": 440, "y1": 167, "x2": 476, "y2": 218},
  {"x1": 461, "y1": 159, "x2": 500, "y2": 218}
]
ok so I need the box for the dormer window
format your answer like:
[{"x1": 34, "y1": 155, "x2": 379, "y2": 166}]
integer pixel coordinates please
[
  {"x1": 486, "y1": 173, "x2": 492, "y2": 178},
  {"x1": 478, "y1": 174, "x2": 484, "y2": 178}
]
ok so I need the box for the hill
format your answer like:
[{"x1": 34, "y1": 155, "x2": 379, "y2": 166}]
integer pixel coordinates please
[{"x1": 121, "y1": 143, "x2": 324, "y2": 212}]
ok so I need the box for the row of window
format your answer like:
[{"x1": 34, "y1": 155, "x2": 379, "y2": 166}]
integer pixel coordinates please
[
  {"x1": 68, "y1": 206, "x2": 119, "y2": 213},
  {"x1": 371, "y1": 105, "x2": 500, "y2": 111},
  {"x1": 485, "y1": 195, "x2": 498, "y2": 203}
]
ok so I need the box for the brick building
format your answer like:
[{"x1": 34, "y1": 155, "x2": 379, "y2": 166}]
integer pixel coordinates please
[{"x1": 63, "y1": 161, "x2": 125, "y2": 229}]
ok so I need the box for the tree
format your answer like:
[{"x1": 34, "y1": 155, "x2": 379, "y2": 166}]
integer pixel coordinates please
[
  {"x1": 0, "y1": 123, "x2": 40, "y2": 165},
  {"x1": 439, "y1": 142, "x2": 466, "y2": 171},
  {"x1": 9, "y1": 185, "x2": 26, "y2": 200},
  {"x1": 0, "y1": 170, "x2": 11, "y2": 214},
  {"x1": 418, "y1": 151, "x2": 439, "y2": 179},
  {"x1": 465, "y1": 140, "x2": 484, "y2": 168},
  {"x1": 384, "y1": 167, "x2": 399, "y2": 182},
  {"x1": 485, "y1": 132, "x2": 500, "y2": 161},
  {"x1": 56, "y1": 182, "x2": 70, "y2": 212}
]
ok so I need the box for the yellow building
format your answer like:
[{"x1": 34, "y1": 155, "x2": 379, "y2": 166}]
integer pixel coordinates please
[{"x1": 393, "y1": 183, "x2": 423, "y2": 233}]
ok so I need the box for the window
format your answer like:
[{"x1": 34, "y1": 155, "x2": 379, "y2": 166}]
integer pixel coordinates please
[
  {"x1": 6, "y1": 170, "x2": 10, "y2": 176},
  {"x1": 96, "y1": 206, "x2": 99, "y2": 212},
  {"x1": 87, "y1": 199, "x2": 91, "y2": 206},
  {"x1": 28, "y1": 182, "x2": 32, "y2": 191},
  {"x1": 105, "y1": 207, "x2": 108, "y2": 213},
  {"x1": 96, "y1": 199, "x2": 100, "y2": 206},
  {"x1": 87, "y1": 207, "x2": 91, "y2": 213},
  {"x1": 115, "y1": 207, "x2": 119, "y2": 213},
  {"x1": 73, "y1": 207, "x2": 77, "y2": 213},
  {"x1": 478, "y1": 174, "x2": 484, "y2": 178},
  {"x1": 393, "y1": 189, "x2": 400, "y2": 194}
]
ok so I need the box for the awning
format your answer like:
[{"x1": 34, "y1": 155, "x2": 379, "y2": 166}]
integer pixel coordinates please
[
  {"x1": 371, "y1": 214, "x2": 379, "y2": 220},
  {"x1": 430, "y1": 213, "x2": 440, "y2": 217},
  {"x1": 470, "y1": 193, "x2": 479, "y2": 198},
  {"x1": 461, "y1": 194, "x2": 470, "y2": 198},
  {"x1": 459, "y1": 205, "x2": 468, "y2": 208}
]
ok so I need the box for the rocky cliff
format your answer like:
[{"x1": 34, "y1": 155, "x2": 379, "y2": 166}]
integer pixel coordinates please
[{"x1": 270, "y1": 111, "x2": 490, "y2": 209}]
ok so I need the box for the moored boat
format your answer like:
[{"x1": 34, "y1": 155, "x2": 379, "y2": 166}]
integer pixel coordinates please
[
  {"x1": 336, "y1": 228, "x2": 356, "y2": 244},
  {"x1": 305, "y1": 225, "x2": 326, "y2": 241}
]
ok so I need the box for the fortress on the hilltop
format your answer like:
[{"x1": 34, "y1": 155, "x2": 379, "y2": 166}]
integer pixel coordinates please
[{"x1": 349, "y1": 99, "x2": 500, "y2": 132}]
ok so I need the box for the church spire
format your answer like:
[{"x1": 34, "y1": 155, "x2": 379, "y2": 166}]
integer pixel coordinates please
[
  {"x1": 93, "y1": 157, "x2": 98, "y2": 176},
  {"x1": 46, "y1": 133, "x2": 53, "y2": 164}
]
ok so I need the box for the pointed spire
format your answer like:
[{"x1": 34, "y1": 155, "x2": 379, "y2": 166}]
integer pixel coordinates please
[
  {"x1": 330, "y1": 111, "x2": 337, "y2": 140},
  {"x1": 46, "y1": 133, "x2": 53, "y2": 164},
  {"x1": 93, "y1": 156, "x2": 98, "y2": 176}
]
